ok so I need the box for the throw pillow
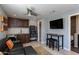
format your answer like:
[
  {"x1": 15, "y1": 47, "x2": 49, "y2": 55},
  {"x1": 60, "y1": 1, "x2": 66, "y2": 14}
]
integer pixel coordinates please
[{"x1": 6, "y1": 39, "x2": 14, "y2": 49}]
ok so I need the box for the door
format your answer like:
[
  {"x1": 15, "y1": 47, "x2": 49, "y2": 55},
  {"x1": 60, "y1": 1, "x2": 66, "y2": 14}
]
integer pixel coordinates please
[
  {"x1": 39, "y1": 22, "x2": 42, "y2": 42},
  {"x1": 71, "y1": 16, "x2": 76, "y2": 48}
]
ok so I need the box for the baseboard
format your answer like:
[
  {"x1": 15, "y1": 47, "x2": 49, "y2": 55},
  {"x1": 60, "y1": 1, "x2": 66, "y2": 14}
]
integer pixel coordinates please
[
  {"x1": 64, "y1": 47, "x2": 70, "y2": 51},
  {"x1": 30, "y1": 39, "x2": 37, "y2": 41},
  {"x1": 41, "y1": 41, "x2": 46, "y2": 45}
]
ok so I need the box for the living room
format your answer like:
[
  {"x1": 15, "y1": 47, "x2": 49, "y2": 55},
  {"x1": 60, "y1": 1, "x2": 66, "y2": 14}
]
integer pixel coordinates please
[{"x1": 1, "y1": 4, "x2": 79, "y2": 55}]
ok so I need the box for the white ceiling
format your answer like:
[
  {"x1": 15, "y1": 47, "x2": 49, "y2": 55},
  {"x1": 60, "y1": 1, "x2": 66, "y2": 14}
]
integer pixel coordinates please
[{"x1": 1, "y1": 4, "x2": 79, "y2": 19}]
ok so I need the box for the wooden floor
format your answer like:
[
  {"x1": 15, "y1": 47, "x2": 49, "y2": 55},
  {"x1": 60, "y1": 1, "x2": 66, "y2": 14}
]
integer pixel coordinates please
[
  {"x1": 23, "y1": 41, "x2": 51, "y2": 55},
  {"x1": 34, "y1": 46, "x2": 51, "y2": 55},
  {"x1": 23, "y1": 41, "x2": 79, "y2": 55}
]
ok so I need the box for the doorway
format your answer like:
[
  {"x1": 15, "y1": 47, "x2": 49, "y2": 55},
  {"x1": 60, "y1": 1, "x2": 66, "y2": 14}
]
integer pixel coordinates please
[
  {"x1": 71, "y1": 16, "x2": 76, "y2": 48},
  {"x1": 39, "y1": 21, "x2": 42, "y2": 42},
  {"x1": 71, "y1": 15, "x2": 79, "y2": 53}
]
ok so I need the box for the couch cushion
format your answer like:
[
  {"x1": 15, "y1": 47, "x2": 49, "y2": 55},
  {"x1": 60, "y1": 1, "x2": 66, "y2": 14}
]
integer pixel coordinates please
[
  {"x1": 24, "y1": 46, "x2": 38, "y2": 55},
  {"x1": 8, "y1": 47, "x2": 25, "y2": 55},
  {"x1": 0, "y1": 38, "x2": 8, "y2": 52},
  {"x1": 8, "y1": 37, "x2": 17, "y2": 41}
]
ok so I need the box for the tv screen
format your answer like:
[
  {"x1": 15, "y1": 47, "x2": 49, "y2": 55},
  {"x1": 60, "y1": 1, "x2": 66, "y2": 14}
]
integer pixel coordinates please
[{"x1": 50, "y1": 18, "x2": 63, "y2": 29}]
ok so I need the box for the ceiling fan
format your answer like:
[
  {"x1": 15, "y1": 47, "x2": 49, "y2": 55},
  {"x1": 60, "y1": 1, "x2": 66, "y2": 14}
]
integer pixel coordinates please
[{"x1": 25, "y1": 7, "x2": 39, "y2": 16}]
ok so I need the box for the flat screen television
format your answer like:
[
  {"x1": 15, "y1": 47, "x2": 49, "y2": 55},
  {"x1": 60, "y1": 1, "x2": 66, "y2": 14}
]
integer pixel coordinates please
[{"x1": 50, "y1": 18, "x2": 63, "y2": 29}]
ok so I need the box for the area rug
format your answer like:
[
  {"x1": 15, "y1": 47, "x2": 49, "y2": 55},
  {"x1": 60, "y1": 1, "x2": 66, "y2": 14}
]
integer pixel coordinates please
[
  {"x1": 23, "y1": 42, "x2": 51, "y2": 55},
  {"x1": 33, "y1": 46, "x2": 51, "y2": 55}
]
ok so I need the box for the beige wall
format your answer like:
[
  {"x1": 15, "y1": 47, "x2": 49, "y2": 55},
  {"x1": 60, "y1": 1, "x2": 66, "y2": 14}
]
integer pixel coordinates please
[{"x1": 8, "y1": 28, "x2": 29, "y2": 34}]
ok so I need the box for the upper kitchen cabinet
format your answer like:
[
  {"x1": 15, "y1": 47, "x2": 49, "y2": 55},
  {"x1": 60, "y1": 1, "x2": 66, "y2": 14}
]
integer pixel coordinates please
[{"x1": 8, "y1": 17, "x2": 29, "y2": 28}]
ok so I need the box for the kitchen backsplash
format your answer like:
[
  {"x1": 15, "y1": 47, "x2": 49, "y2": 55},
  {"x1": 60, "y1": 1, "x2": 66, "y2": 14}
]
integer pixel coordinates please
[{"x1": 8, "y1": 28, "x2": 29, "y2": 34}]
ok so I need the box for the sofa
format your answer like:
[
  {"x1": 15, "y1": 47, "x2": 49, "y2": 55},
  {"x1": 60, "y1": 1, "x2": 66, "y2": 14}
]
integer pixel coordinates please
[{"x1": 0, "y1": 37, "x2": 38, "y2": 55}]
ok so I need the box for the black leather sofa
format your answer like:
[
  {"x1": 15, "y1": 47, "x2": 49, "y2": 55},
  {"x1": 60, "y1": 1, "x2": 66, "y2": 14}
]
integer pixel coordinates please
[{"x1": 0, "y1": 38, "x2": 38, "y2": 55}]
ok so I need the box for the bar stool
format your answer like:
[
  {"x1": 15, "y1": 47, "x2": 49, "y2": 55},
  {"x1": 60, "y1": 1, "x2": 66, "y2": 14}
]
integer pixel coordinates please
[
  {"x1": 46, "y1": 38, "x2": 53, "y2": 48},
  {"x1": 46, "y1": 38, "x2": 52, "y2": 45},
  {"x1": 46, "y1": 38, "x2": 59, "y2": 50},
  {"x1": 49, "y1": 38, "x2": 53, "y2": 48},
  {"x1": 52, "y1": 39, "x2": 58, "y2": 49},
  {"x1": 49, "y1": 38, "x2": 58, "y2": 50}
]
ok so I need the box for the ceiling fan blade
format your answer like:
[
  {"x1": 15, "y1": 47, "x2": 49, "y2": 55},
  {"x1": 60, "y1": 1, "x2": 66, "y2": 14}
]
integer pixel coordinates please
[
  {"x1": 31, "y1": 11, "x2": 38, "y2": 16},
  {"x1": 26, "y1": 8, "x2": 30, "y2": 14},
  {"x1": 26, "y1": 7, "x2": 38, "y2": 16}
]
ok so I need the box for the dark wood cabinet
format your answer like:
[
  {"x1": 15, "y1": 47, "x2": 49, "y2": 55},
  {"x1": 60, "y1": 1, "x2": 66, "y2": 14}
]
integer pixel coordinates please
[
  {"x1": 17, "y1": 34, "x2": 30, "y2": 43},
  {"x1": 21, "y1": 20, "x2": 29, "y2": 27},
  {"x1": 8, "y1": 17, "x2": 29, "y2": 28},
  {"x1": 7, "y1": 17, "x2": 30, "y2": 43}
]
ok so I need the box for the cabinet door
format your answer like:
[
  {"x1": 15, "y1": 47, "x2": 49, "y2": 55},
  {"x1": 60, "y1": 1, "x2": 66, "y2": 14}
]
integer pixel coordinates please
[
  {"x1": 26, "y1": 34, "x2": 30, "y2": 43},
  {"x1": 17, "y1": 34, "x2": 22, "y2": 41},
  {"x1": 8, "y1": 19, "x2": 21, "y2": 27},
  {"x1": 8, "y1": 17, "x2": 29, "y2": 28},
  {"x1": 21, "y1": 34, "x2": 30, "y2": 43},
  {"x1": 17, "y1": 34, "x2": 30, "y2": 43},
  {"x1": 21, "y1": 34, "x2": 27, "y2": 43},
  {"x1": 21, "y1": 20, "x2": 29, "y2": 27}
]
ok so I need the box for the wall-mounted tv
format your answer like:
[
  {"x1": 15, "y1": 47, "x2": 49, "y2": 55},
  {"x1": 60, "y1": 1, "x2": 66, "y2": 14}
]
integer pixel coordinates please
[{"x1": 50, "y1": 18, "x2": 63, "y2": 29}]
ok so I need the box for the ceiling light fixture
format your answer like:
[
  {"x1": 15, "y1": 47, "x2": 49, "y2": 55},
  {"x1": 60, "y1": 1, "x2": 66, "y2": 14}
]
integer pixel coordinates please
[{"x1": 27, "y1": 12, "x2": 31, "y2": 16}]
